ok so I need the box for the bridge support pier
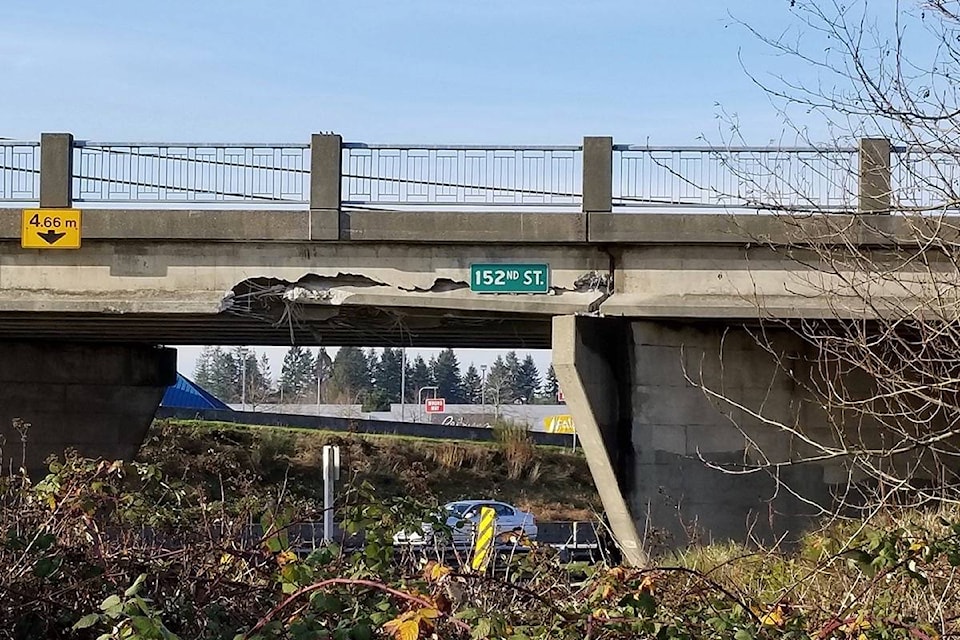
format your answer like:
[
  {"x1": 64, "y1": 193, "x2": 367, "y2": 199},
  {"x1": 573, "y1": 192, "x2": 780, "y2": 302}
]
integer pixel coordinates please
[
  {"x1": 554, "y1": 316, "x2": 841, "y2": 564},
  {"x1": 0, "y1": 343, "x2": 176, "y2": 476}
]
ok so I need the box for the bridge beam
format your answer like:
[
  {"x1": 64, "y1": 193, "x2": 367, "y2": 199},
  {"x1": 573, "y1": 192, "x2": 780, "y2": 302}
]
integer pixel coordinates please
[{"x1": 0, "y1": 343, "x2": 176, "y2": 476}]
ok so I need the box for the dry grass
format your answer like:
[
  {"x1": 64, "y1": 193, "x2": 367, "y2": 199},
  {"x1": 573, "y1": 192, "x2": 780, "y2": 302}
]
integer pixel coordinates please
[
  {"x1": 492, "y1": 419, "x2": 536, "y2": 480},
  {"x1": 658, "y1": 505, "x2": 960, "y2": 630},
  {"x1": 141, "y1": 419, "x2": 600, "y2": 521},
  {"x1": 429, "y1": 443, "x2": 467, "y2": 469}
]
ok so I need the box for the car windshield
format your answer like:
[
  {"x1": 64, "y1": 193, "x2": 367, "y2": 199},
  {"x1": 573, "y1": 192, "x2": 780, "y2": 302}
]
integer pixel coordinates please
[{"x1": 444, "y1": 502, "x2": 474, "y2": 517}]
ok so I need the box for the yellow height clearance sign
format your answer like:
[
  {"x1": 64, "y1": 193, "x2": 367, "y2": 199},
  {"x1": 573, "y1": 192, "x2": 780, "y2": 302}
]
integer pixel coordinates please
[
  {"x1": 470, "y1": 506, "x2": 496, "y2": 572},
  {"x1": 21, "y1": 209, "x2": 82, "y2": 249}
]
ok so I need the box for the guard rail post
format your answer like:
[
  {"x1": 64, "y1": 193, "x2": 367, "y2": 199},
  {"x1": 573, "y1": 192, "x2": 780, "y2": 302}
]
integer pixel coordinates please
[
  {"x1": 858, "y1": 137, "x2": 891, "y2": 213},
  {"x1": 583, "y1": 136, "x2": 613, "y2": 214},
  {"x1": 39, "y1": 132, "x2": 73, "y2": 208},
  {"x1": 310, "y1": 133, "x2": 342, "y2": 239}
]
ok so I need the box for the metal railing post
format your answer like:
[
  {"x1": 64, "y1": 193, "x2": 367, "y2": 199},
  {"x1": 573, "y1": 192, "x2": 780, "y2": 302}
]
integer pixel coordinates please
[
  {"x1": 583, "y1": 136, "x2": 613, "y2": 213},
  {"x1": 858, "y1": 137, "x2": 891, "y2": 213},
  {"x1": 39, "y1": 133, "x2": 74, "y2": 208},
  {"x1": 310, "y1": 133, "x2": 342, "y2": 239}
]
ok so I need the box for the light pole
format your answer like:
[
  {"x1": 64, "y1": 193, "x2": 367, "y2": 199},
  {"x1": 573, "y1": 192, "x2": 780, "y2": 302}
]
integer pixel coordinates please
[
  {"x1": 317, "y1": 362, "x2": 323, "y2": 416},
  {"x1": 417, "y1": 385, "x2": 438, "y2": 421},
  {"x1": 240, "y1": 348, "x2": 247, "y2": 411},
  {"x1": 480, "y1": 364, "x2": 487, "y2": 407},
  {"x1": 315, "y1": 347, "x2": 326, "y2": 416},
  {"x1": 400, "y1": 347, "x2": 407, "y2": 422}
]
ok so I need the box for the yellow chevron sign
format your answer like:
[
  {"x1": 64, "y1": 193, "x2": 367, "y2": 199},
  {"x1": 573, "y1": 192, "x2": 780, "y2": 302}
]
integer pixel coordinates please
[
  {"x1": 470, "y1": 506, "x2": 496, "y2": 572},
  {"x1": 543, "y1": 414, "x2": 575, "y2": 434}
]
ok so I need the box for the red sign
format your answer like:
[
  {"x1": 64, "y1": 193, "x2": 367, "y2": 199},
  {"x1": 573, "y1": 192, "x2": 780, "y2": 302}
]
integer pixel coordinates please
[
  {"x1": 557, "y1": 389, "x2": 565, "y2": 403},
  {"x1": 425, "y1": 398, "x2": 446, "y2": 414}
]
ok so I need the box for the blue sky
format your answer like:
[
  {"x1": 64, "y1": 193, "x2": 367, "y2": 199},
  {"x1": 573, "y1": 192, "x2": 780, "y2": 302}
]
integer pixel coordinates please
[
  {"x1": 1, "y1": 1, "x2": 807, "y2": 145},
  {"x1": 0, "y1": 1, "x2": 859, "y2": 379}
]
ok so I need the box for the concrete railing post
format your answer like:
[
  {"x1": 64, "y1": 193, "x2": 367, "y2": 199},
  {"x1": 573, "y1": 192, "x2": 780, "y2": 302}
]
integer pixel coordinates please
[
  {"x1": 583, "y1": 136, "x2": 613, "y2": 214},
  {"x1": 310, "y1": 133, "x2": 342, "y2": 240},
  {"x1": 40, "y1": 132, "x2": 74, "y2": 208},
  {"x1": 858, "y1": 137, "x2": 891, "y2": 213}
]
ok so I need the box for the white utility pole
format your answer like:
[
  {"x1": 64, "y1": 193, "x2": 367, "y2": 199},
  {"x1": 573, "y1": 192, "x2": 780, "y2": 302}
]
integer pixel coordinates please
[{"x1": 322, "y1": 445, "x2": 341, "y2": 544}]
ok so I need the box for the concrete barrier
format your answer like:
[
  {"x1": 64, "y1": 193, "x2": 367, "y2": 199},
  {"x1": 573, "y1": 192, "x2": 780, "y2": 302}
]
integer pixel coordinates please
[{"x1": 155, "y1": 407, "x2": 574, "y2": 447}]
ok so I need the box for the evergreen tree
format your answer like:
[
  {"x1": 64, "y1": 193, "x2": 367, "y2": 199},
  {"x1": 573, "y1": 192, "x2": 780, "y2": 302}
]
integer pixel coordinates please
[
  {"x1": 361, "y1": 387, "x2": 391, "y2": 412},
  {"x1": 432, "y1": 348, "x2": 465, "y2": 404},
  {"x1": 462, "y1": 364, "x2": 482, "y2": 404},
  {"x1": 329, "y1": 346, "x2": 372, "y2": 402},
  {"x1": 234, "y1": 347, "x2": 271, "y2": 407},
  {"x1": 254, "y1": 352, "x2": 274, "y2": 405},
  {"x1": 375, "y1": 347, "x2": 404, "y2": 403},
  {"x1": 366, "y1": 349, "x2": 380, "y2": 384},
  {"x1": 205, "y1": 346, "x2": 239, "y2": 403},
  {"x1": 516, "y1": 354, "x2": 541, "y2": 403},
  {"x1": 504, "y1": 351, "x2": 522, "y2": 398},
  {"x1": 279, "y1": 345, "x2": 315, "y2": 401},
  {"x1": 405, "y1": 355, "x2": 434, "y2": 403},
  {"x1": 193, "y1": 346, "x2": 218, "y2": 392},
  {"x1": 543, "y1": 364, "x2": 561, "y2": 402},
  {"x1": 314, "y1": 347, "x2": 332, "y2": 403}
]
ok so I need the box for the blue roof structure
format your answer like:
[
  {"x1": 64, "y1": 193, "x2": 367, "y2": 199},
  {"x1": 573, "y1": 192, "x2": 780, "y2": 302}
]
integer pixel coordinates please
[{"x1": 161, "y1": 374, "x2": 232, "y2": 411}]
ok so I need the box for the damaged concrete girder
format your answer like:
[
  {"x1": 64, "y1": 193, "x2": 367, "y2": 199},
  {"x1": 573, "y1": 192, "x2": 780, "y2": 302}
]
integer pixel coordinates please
[{"x1": 0, "y1": 240, "x2": 610, "y2": 315}]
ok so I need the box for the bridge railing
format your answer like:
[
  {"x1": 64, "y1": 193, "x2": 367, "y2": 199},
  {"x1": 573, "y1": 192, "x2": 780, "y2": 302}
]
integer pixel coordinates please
[
  {"x1": 2, "y1": 133, "x2": 956, "y2": 214},
  {"x1": 891, "y1": 148, "x2": 960, "y2": 210},
  {"x1": 612, "y1": 145, "x2": 859, "y2": 211},
  {"x1": 0, "y1": 141, "x2": 40, "y2": 203},
  {"x1": 72, "y1": 141, "x2": 311, "y2": 204},
  {"x1": 341, "y1": 143, "x2": 582, "y2": 207}
]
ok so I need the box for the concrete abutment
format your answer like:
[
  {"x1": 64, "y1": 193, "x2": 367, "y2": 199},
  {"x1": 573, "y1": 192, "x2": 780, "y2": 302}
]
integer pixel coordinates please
[
  {"x1": 554, "y1": 315, "x2": 847, "y2": 564},
  {"x1": 0, "y1": 343, "x2": 176, "y2": 475}
]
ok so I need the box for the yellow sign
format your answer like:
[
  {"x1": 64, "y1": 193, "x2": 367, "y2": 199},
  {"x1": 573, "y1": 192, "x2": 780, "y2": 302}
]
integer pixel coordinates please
[
  {"x1": 544, "y1": 414, "x2": 575, "y2": 434},
  {"x1": 21, "y1": 209, "x2": 81, "y2": 249},
  {"x1": 470, "y1": 506, "x2": 496, "y2": 572}
]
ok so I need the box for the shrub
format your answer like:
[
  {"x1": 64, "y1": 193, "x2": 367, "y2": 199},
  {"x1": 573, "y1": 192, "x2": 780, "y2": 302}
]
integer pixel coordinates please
[{"x1": 493, "y1": 419, "x2": 536, "y2": 480}]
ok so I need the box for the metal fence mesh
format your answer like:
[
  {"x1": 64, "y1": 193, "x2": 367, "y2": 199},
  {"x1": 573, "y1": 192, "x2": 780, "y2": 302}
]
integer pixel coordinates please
[
  {"x1": 9, "y1": 139, "x2": 960, "y2": 212},
  {"x1": 892, "y1": 149, "x2": 960, "y2": 210},
  {"x1": 342, "y1": 145, "x2": 583, "y2": 206},
  {"x1": 0, "y1": 142, "x2": 40, "y2": 202},
  {"x1": 72, "y1": 143, "x2": 310, "y2": 203},
  {"x1": 613, "y1": 146, "x2": 859, "y2": 211}
]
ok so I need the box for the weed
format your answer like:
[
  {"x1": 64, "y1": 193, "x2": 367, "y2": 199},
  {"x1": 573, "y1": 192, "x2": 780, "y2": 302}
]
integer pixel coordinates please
[
  {"x1": 493, "y1": 419, "x2": 536, "y2": 480},
  {"x1": 430, "y1": 443, "x2": 467, "y2": 470}
]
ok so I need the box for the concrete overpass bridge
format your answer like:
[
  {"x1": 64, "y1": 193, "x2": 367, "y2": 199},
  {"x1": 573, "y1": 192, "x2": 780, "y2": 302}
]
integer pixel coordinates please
[{"x1": 1, "y1": 133, "x2": 955, "y2": 563}]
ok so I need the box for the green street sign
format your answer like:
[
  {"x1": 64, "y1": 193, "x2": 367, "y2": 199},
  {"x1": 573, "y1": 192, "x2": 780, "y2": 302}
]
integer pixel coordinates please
[{"x1": 470, "y1": 263, "x2": 550, "y2": 294}]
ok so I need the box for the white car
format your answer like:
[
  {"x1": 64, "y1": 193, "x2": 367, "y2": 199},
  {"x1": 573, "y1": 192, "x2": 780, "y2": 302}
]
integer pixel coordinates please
[{"x1": 393, "y1": 500, "x2": 538, "y2": 547}]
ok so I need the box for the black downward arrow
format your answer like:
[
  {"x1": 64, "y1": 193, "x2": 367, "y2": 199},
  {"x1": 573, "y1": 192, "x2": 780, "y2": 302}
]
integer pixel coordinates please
[{"x1": 37, "y1": 230, "x2": 66, "y2": 245}]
